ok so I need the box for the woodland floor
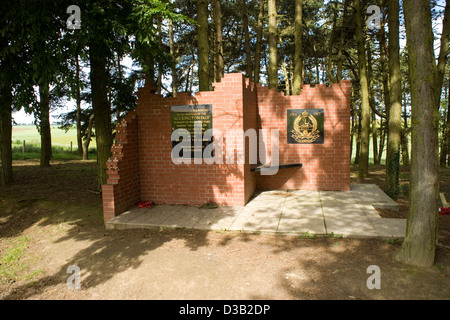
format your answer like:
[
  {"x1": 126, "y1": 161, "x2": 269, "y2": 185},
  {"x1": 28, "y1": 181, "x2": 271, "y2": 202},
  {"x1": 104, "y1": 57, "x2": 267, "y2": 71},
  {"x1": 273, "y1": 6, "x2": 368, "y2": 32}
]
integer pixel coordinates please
[{"x1": 0, "y1": 160, "x2": 449, "y2": 300}]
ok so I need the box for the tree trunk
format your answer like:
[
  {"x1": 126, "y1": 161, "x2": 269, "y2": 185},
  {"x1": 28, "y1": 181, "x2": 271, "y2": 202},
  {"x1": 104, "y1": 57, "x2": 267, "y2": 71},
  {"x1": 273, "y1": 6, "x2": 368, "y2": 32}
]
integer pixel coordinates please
[
  {"x1": 372, "y1": 111, "x2": 379, "y2": 165},
  {"x1": 0, "y1": 85, "x2": 13, "y2": 185},
  {"x1": 336, "y1": 0, "x2": 349, "y2": 81},
  {"x1": 169, "y1": 19, "x2": 177, "y2": 96},
  {"x1": 89, "y1": 42, "x2": 113, "y2": 188},
  {"x1": 197, "y1": 0, "x2": 210, "y2": 91},
  {"x1": 83, "y1": 113, "x2": 95, "y2": 160},
  {"x1": 354, "y1": 0, "x2": 370, "y2": 178},
  {"x1": 441, "y1": 85, "x2": 450, "y2": 166},
  {"x1": 213, "y1": 0, "x2": 224, "y2": 82},
  {"x1": 75, "y1": 54, "x2": 83, "y2": 157},
  {"x1": 367, "y1": 39, "x2": 378, "y2": 165},
  {"x1": 385, "y1": 0, "x2": 402, "y2": 199},
  {"x1": 378, "y1": 119, "x2": 386, "y2": 164},
  {"x1": 396, "y1": 0, "x2": 440, "y2": 268},
  {"x1": 39, "y1": 83, "x2": 52, "y2": 167},
  {"x1": 354, "y1": 107, "x2": 362, "y2": 164},
  {"x1": 435, "y1": 0, "x2": 450, "y2": 104},
  {"x1": 327, "y1": 0, "x2": 338, "y2": 84},
  {"x1": 242, "y1": 0, "x2": 252, "y2": 81},
  {"x1": 268, "y1": 0, "x2": 278, "y2": 90},
  {"x1": 254, "y1": 0, "x2": 264, "y2": 84},
  {"x1": 401, "y1": 90, "x2": 410, "y2": 165},
  {"x1": 292, "y1": 0, "x2": 303, "y2": 94},
  {"x1": 282, "y1": 59, "x2": 290, "y2": 95},
  {"x1": 401, "y1": 127, "x2": 410, "y2": 166},
  {"x1": 313, "y1": 42, "x2": 320, "y2": 84}
]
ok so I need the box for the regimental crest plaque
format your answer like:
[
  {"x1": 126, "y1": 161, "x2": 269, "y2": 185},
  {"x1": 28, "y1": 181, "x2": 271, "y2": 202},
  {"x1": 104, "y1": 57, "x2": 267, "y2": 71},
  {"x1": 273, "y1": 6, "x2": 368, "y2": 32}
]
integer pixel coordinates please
[{"x1": 287, "y1": 109, "x2": 324, "y2": 144}]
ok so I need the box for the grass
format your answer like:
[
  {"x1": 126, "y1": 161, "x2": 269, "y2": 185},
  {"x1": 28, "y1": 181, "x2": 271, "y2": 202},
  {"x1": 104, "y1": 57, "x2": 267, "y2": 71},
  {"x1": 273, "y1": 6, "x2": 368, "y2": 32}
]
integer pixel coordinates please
[
  {"x1": 13, "y1": 125, "x2": 96, "y2": 148},
  {"x1": 12, "y1": 125, "x2": 97, "y2": 161},
  {"x1": 0, "y1": 235, "x2": 44, "y2": 284}
]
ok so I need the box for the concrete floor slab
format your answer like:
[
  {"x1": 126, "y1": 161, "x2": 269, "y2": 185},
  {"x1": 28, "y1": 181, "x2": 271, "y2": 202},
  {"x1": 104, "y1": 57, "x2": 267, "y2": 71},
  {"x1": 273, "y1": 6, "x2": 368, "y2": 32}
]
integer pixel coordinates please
[
  {"x1": 351, "y1": 183, "x2": 399, "y2": 211},
  {"x1": 105, "y1": 184, "x2": 405, "y2": 239},
  {"x1": 277, "y1": 217, "x2": 326, "y2": 235}
]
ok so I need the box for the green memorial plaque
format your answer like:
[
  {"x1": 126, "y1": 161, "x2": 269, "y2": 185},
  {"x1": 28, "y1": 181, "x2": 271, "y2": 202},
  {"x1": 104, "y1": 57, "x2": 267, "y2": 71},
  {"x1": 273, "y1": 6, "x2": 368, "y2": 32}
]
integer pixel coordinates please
[{"x1": 171, "y1": 104, "x2": 213, "y2": 158}]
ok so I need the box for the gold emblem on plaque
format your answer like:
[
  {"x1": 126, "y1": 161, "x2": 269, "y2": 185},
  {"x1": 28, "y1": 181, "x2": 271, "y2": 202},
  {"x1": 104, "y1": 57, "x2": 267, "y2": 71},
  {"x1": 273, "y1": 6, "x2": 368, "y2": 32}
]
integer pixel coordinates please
[{"x1": 291, "y1": 111, "x2": 320, "y2": 143}]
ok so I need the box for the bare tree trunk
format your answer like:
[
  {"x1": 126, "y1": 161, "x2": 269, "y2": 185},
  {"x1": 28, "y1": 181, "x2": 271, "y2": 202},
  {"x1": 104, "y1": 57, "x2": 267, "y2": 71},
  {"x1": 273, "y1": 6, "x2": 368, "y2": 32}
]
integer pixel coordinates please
[
  {"x1": 327, "y1": 0, "x2": 338, "y2": 84},
  {"x1": 313, "y1": 42, "x2": 320, "y2": 84},
  {"x1": 378, "y1": 119, "x2": 386, "y2": 164},
  {"x1": 197, "y1": 0, "x2": 210, "y2": 91},
  {"x1": 354, "y1": 107, "x2": 362, "y2": 164},
  {"x1": 385, "y1": 0, "x2": 402, "y2": 199},
  {"x1": 396, "y1": 0, "x2": 439, "y2": 268},
  {"x1": 282, "y1": 59, "x2": 290, "y2": 95},
  {"x1": 401, "y1": 89, "x2": 410, "y2": 165},
  {"x1": 367, "y1": 39, "x2": 378, "y2": 164},
  {"x1": 354, "y1": 0, "x2": 370, "y2": 178},
  {"x1": 268, "y1": 0, "x2": 278, "y2": 89},
  {"x1": 157, "y1": 19, "x2": 163, "y2": 95},
  {"x1": 169, "y1": 19, "x2": 177, "y2": 97},
  {"x1": 0, "y1": 85, "x2": 13, "y2": 185},
  {"x1": 435, "y1": 0, "x2": 450, "y2": 103},
  {"x1": 401, "y1": 127, "x2": 410, "y2": 166},
  {"x1": 75, "y1": 54, "x2": 83, "y2": 157},
  {"x1": 336, "y1": 0, "x2": 349, "y2": 81},
  {"x1": 254, "y1": 0, "x2": 264, "y2": 84},
  {"x1": 292, "y1": 0, "x2": 303, "y2": 94},
  {"x1": 39, "y1": 83, "x2": 52, "y2": 167},
  {"x1": 89, "y1": 41, "x2": 113, "y2": 188},
  {"x1": 83, "y1": 113, "x2": 95, "y2": 160},
  {"x1": 213, "y1": 0, "x2": 224, "y2": 82},
  {"x1": 441, "y1": 81, "x2": 450, "y2": 166},
  {"x1": 242, "y1": 0, "x2": 252, "y2": 81}
]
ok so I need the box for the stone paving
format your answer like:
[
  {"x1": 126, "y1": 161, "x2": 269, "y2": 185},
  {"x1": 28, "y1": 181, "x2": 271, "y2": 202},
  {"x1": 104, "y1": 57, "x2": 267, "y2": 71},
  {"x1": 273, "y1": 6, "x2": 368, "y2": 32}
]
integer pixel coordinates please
[{"x1": 106, "y1": 184, "x2": 406, "y2": 239}]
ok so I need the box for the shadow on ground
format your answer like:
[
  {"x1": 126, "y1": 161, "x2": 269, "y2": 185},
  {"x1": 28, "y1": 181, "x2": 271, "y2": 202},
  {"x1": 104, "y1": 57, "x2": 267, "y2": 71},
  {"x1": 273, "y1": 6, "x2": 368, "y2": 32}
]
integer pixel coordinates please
[{"x1": 0, "y1": 160, "x2": 450, "y2": 299}]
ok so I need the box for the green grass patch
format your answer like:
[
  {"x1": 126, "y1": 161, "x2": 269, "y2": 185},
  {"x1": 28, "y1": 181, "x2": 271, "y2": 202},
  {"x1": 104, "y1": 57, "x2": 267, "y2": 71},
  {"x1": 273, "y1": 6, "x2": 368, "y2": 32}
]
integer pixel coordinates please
[
  {"x1": 12, "y1": 125, "x2": 97, "y2": 161},
  {"x1": 12, "y1": 140, "x2": 97, "y2": 161},
  {"x1": 0, "y1": 235, "x2": 44, "y2": 284}
]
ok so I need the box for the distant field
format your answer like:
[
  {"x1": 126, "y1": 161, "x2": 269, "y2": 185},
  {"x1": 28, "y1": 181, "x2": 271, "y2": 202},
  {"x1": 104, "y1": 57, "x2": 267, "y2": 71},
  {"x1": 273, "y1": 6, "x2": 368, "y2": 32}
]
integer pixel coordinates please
[{"x1": 12, "y1": 125, "x2": 96, "y2": 149}]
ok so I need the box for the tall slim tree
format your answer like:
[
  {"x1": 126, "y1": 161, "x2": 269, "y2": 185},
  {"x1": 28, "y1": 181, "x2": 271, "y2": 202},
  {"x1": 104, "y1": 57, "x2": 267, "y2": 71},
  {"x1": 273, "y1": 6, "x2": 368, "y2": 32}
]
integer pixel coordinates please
[
  {"x1": 385, "y1": 0, "x2": 402, "y2": 199},
  {"x1": 292, "y1": 0, "x2": 303, "y2": 95},
  {"x1": 242, "y1": 0, "x2": 253, "y2": 81},
  {"x1": 213, "y1": 0, "x2": 224, "y2": 82},
  {"x1": 354, "y1": 0, "x2": 370, "y2": 178},
  {"x1": 197, "y1": 0, "x2": 210, "y2": 91},
  {"x1": 268, "y1": 0, "x2": 278, "y2": 89},
  {"x1": 396, "y1": 0, "x2": 440, "y2": 267},
  {"x1": 75, "y1": 54, "x2": 84, "y2": 157},
  {"x1": 254, "y1": 0, "x2": 264, "y2": 84},
  {"x1": 38, "y1": 83, "x2": 52, "y2": 167},
  {"x1": 336, "y1": 0, "x2": 349, "y2": 81}
]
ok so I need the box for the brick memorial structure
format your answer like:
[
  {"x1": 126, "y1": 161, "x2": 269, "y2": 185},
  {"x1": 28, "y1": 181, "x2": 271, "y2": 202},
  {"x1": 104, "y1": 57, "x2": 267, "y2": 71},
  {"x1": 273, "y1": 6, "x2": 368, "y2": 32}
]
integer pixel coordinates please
[{"x1": 102, "y1": 73, "x2": 351, "y2": 222}]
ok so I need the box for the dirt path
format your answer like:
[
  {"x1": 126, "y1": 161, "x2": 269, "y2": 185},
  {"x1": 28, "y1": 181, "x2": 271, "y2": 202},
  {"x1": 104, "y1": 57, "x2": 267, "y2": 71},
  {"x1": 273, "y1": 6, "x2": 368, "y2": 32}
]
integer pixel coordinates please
[{"x1": 1, "y1": 160, "x2": 449, "y2": 300}]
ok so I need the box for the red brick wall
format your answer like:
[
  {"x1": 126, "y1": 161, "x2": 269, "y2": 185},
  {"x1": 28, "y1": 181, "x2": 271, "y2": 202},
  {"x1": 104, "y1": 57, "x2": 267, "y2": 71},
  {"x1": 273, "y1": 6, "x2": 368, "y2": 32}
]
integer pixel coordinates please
[
  {"x1": 101, "y1": 73, "x2": 350, "y2": 221},
  {"x1": 255, "y1": 81, "x2": 351, "y2": 191},
  {"x1": 136, "y1": 73, "x2": 249, "y2": 208},
  {"x1": 102, "y1": 112, "x2": 141, "y2": 221}
]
